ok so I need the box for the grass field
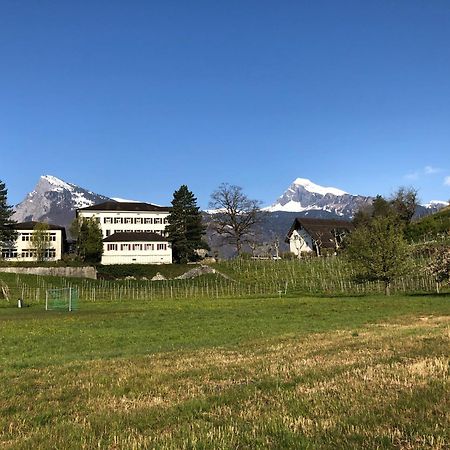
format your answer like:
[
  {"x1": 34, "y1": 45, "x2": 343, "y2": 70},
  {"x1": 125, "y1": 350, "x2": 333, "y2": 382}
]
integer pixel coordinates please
[{"x1": 1, "y1": 294, "x2": 449, "y2": 449}]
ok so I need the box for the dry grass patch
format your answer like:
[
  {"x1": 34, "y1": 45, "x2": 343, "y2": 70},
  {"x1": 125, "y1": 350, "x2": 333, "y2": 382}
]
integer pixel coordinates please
[{"x1": 1, "y1": 309, "x2": 449, "y2": 449}]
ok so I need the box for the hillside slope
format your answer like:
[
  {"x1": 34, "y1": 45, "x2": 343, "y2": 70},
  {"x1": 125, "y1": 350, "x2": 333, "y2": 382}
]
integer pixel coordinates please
[{"x1": 406, "y1": 206, "x2": 450, "y2": 242}]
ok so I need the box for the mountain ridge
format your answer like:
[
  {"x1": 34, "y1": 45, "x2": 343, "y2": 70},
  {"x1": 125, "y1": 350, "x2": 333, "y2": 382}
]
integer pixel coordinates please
[
  {"x1": 13, "y1": 175, "x2": 113, "y2": 235},
  {"x1": 11, "y1": 175, "x2": 448, "y2": 251},
  {"x1": 266, "y1": 178, "x2": 372, "y2": 217}
]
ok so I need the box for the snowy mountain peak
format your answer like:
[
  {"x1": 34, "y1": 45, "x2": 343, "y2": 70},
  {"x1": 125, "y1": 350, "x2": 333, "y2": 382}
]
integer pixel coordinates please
[
  {"x1": 41, "y1": 175, "x2": 75, "y2": 192},
  {"x1": 423, "y1": 200, "x2": 449, "y2": 208},
  {"x1": 267, "y1": 177, "x2": 370, "y2": 216},
  {"x1": 13, "y1": 175, "x2": 113, "y2": 235},
  {"x1": 292, "y1": 178, "x2": 348, "y2": 196}
]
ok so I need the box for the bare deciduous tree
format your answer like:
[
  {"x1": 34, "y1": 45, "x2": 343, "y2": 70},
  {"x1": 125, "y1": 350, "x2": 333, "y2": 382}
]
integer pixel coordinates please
[
  {"x1": 390, "y1": 186, "x2": 419, "y2": 224},
  {"x1": 31, "y1": 222, "x2": 50, "y2": 262},
  {"x1": 209, "y1": 183, "x2": 263, "y2": 256}
]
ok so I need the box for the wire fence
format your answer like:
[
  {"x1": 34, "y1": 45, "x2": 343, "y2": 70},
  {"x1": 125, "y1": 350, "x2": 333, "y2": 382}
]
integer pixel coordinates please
[{"x1": 0, "y1": 257, "x2": 443, "y2": 306}]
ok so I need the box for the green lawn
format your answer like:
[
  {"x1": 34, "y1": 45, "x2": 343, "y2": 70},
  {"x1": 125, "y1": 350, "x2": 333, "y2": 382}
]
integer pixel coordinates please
[{"x1": 1, "y1": 294, "x2": 449, "y2": 449}]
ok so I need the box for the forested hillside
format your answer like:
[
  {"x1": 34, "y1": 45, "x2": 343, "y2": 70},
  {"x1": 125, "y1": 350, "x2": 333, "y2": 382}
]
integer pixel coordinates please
[{"x1": 406, "y1": 206, "x2": 450, "y2": 242}]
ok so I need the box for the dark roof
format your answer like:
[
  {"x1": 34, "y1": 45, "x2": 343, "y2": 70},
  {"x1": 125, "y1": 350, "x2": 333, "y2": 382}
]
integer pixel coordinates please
[
  {"x1": 103, "y1": 232, "x2": 168, "y2": 243},
  {"x1": 286, "y1": 218, "x2": 354, "y2": 247},
  {"x1": 15, "y1": 221, "x2": 66, "y2": 231},
  {"x1": 78, "y1": 201, "x2": 170, "y2": 212}
]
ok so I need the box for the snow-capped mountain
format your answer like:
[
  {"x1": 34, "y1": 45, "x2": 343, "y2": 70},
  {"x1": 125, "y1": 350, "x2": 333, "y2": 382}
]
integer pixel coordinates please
[
  {"x1": 266, "y1": 178, "x2": 372, "y2": 218},
  {"x1": 13, "y1": 175, "x2": 113, "y2": 233},
  {"x1": 423, "y1": 200, "x2": 449, "y2": 209}
]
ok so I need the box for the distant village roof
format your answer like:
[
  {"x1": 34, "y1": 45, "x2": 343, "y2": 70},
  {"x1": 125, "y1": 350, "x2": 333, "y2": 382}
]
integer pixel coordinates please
[
  {"x1": 286, "y1": 218, "x2": 354, "y2": 248},
  {"x1": 103, "y1": 232, "x2": 168, "y2": 243},
  {"x1": 78, "y1": 201, "x2": 170, "y2": 213}
]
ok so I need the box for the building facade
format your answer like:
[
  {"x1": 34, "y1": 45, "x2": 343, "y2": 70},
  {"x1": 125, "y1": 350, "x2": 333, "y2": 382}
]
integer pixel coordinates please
[
  {"x1": 77, "y1": 201, "x2": 172, "y2": 264},
  {"x1": 102, "y1": 232, "x2": 172, "y2": 265},
  {"x1": 1, "y1": 221, "x2": 66, "y2": 261},
  {"x1": 286, "y1": 218, "x2": 354, "y2": 257}
]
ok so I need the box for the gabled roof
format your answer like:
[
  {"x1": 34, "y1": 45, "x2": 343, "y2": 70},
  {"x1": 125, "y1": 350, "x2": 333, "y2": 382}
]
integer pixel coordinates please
[
  {"x1": 12, "y1": 221, "x2": 67, "y2": 241},
  {"x1": 15, "y1": 221, "x2": 66, "y2": 231},
  {"x1": 103, "y1": 232, "x2": 168, "y2": 243},
  {"x1": 78, "y1": 201, "x2": 170, "y2": 213},
  {"x1": 286, "y1": 218, "x2": 354, "y2": 247}
]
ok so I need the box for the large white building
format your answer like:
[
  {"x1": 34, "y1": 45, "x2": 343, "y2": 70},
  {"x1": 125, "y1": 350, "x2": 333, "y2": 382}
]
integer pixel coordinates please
[
  {"x1": 77, "y1": 201, "x2": 172, "y2": 264},
  {"x1": 1, "y1": 221, "x2": 66, "y2": 261}
]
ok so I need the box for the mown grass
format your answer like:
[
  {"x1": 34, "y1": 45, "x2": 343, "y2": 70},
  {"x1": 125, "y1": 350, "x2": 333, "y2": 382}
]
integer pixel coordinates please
[{"x1": 1, "y1": 294, "x2": 449, "y2": 449}]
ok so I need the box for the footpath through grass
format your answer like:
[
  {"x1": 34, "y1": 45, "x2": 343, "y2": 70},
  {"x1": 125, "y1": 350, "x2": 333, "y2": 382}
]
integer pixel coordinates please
[{"x1": 1, "y1": 294, "x2": 449, "y2": 449}]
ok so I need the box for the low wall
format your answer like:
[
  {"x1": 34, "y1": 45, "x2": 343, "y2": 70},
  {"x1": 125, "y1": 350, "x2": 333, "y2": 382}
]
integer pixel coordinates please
[{"x1": 0, "y1": 266, "x2": 97, "y2": 279}]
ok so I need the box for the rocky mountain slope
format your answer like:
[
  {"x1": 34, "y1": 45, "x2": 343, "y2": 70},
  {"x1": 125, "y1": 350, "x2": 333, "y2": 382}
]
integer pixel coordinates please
[
  {"x1": 266, "y1": 178, "x2": 373, "y2": 217},
  {"x1": 13, "y1": 175, "x2": 112, "y2": 234},
  {"x1": 12, "y1": 175, "x2": 448, "y2": 255}
]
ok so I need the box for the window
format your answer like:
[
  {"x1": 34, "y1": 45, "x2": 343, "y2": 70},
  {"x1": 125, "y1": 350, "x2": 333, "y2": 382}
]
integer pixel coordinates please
[
  {"x1": 107, "y1": 244, "x2": 118, "y2": 251},
  {"x1": 133, "y1": 244, "x2": 142, "y2": 251},
  {"x1": 1, "y1": 249, "x2": 17, "y2": 258},
  {"x1": 157, "y1": 244, "x2": 167, "y2": 251},
  {"x1": 144, "y1": 244, "x2": 154, "y2": 251},
  {"x1": 104, "y1": 217, "x2": 113, "y2": 224},
  {"x1": 45, "y1": 249, "x2": 56, "y2": 258}
]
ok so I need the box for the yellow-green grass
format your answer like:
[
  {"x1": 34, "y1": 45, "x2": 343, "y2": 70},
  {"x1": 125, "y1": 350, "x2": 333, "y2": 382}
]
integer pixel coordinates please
[{"x1": 1, "y1": 295, "x2": 449, "y2": 449}]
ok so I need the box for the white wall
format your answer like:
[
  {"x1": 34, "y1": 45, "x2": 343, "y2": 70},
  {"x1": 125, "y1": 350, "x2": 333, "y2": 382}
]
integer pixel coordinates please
[
  {"x1": 78, "y1": 210, "x2": 170, "y2": 238},
  {"x1": 289, "y1": 229, "x2": 314, "y2": 256},
  {"x1": 1, "y1": 229, "x2": 64, "y2": 261},
  {"x1": 102, "y1": 241, "x2": 172, "y2": 265}
]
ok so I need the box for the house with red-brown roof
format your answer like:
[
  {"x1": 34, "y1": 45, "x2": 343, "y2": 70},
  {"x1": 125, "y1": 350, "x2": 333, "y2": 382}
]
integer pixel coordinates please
[{"x1": 286, "y1": 218, "x2": 354, "y2": 257}]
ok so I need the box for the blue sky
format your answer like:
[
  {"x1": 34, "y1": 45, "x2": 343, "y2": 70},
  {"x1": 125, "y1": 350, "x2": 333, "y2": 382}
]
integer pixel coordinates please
[{"x1": 1, "y1": 0, "x2": 449, "y2": 208}]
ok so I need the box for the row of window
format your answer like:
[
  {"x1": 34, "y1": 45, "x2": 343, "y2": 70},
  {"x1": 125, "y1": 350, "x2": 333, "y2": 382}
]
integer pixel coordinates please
[
  {"x1": 2, "y1": 249, "x2": 56, "y2": 258},
  {"x1": 106, "y1": 243, "x2": 168, "y2": 252},
  {"x1": 102, "y1": 217, "x2": 168, "y2": 225},
  {"x1": 20, "y1": 232, "x2": 57, "y2": 242},
  {"x1": 105, "y1": 230, "x2": 168, "y2": 237}
]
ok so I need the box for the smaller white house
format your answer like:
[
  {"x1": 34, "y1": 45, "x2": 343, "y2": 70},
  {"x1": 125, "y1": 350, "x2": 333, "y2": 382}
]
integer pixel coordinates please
[
  {"x1": 1, "y1": 221, "x2": 66, "y2": 261},
  {"x1": 102, "y1": 232, "x2": 172, "y2": 265},
  {"x1": 286, "y1": 218, "x2": 353, "y2": 257}
]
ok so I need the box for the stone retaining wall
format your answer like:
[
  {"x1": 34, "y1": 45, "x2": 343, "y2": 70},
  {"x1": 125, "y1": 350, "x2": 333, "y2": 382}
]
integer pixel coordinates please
[{"x1": 0, "y1": 266, "x2": 97, "y2": 279}]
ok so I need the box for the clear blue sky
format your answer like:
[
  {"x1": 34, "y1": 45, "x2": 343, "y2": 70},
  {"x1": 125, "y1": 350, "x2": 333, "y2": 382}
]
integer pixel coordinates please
[{"x1": 1, "y1": 0, "x2": 449, "y2": 207}]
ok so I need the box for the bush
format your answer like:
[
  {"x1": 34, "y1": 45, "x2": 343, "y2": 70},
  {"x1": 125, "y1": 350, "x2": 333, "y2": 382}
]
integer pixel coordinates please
[{"x1": 96, "y1": 264, "x2": 195, "y2": 280}]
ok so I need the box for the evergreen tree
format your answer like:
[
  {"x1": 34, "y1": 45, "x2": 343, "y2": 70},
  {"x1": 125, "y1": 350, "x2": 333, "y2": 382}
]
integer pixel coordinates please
[
  {"x1": 0, "y1": 179, "x2": 17, "y2": 252},
  {"x1": 167, "y1": 185, "x2": 209, "y2": 263}
]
